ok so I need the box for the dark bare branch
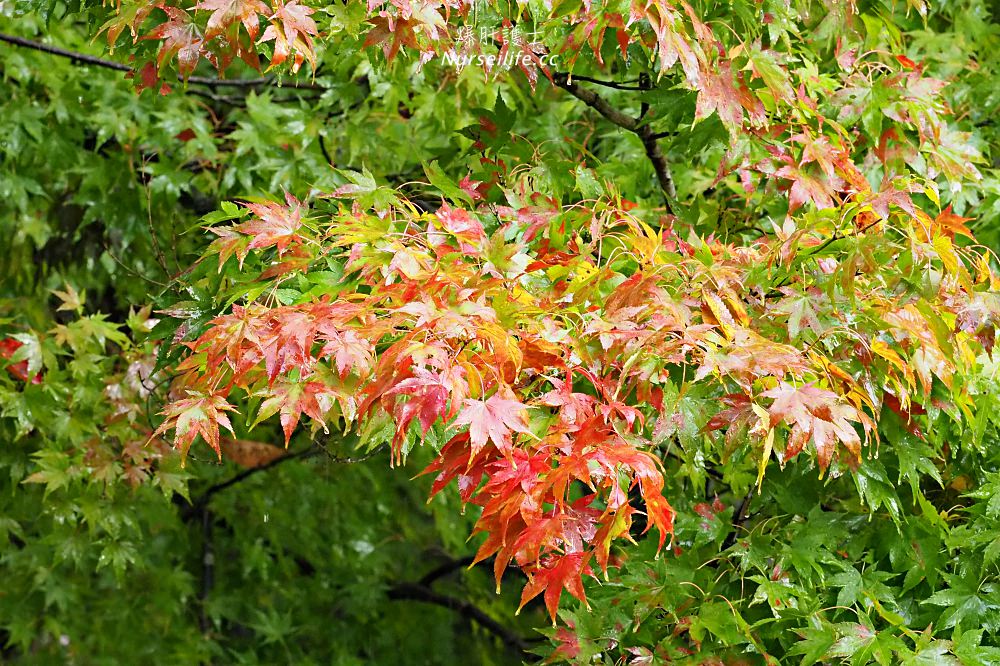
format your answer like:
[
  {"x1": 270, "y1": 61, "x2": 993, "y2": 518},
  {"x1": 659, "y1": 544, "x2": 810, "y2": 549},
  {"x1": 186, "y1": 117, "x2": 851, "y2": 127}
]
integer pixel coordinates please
[
  {"x1": 388, "y1": 582, "x2": 537, "y2": 659},
  {"x1": 721, "y1": 489, "x2": 754, "y2": 552},
  {"x1": 190, "y1": 447, "x2": 319, "y2": 512},
  {"x1": 558, "y1": 73, "x2": 644, "y2": 91},
  {"x1": 553, "y1": 72, "x2": 643, "y2": 130},
  {"x1": 0, "y1": 32, "x2": 325, "y2": 90},
  {"x1": 552, "y1": 72, "x2": 676, "y2": 210},
  {"x1": 418, "y1": 556, "x2": 476, "y2": 587}
]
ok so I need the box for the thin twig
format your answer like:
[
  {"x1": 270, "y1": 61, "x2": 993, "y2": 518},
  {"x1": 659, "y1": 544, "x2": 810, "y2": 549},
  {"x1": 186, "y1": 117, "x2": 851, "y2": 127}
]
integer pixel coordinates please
[
  {"x1": 555, "y1": 72, "x2": 644, "y2": 90},
  {"x1": 102, "y1": 242, "x2": 168, "y2": 287},
  {"x1": 185, "y1": 88, "x2": 248, "y2": 107},
  {"x1": 418, "y1": 556, "x2": 476, "y2": 586},
  {"x1": 312, "y1": 439, "x2": 384, "y2": 464},
  {"x1": 721, "y1": 489, "x2": 754, "y2": 551},
  {"x1": 142, "y1": 158, "x2": 170, "y2": 275},
  {"x1": 190, "y1": 447, "x2": 319, "y2": 511},
  {"x1": 184, "y1": 440, "x2": 381, "y2": 518},
  {"x1": 0, "y1": 32, "x2": 325, "y2": 90},
  {"x1": 809, "y1": 216, "x2": 883, "y2": 257}
]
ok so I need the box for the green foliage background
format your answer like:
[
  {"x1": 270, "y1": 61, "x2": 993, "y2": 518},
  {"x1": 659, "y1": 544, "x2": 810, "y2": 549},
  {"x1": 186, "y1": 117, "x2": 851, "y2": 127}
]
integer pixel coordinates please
[{"x1": 3, "y1": 0, "x2": 1000, "y2": 663}]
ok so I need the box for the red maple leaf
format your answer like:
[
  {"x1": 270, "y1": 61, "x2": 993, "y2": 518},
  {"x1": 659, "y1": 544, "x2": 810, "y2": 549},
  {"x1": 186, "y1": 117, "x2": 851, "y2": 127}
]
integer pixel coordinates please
[
  {"x1": 452, "y1": 388, "x2": 531, "y2": 456},
  {"x1": 775, "y1": 165, "x2": 841, "y2": 212},
  {"x1": 386, "y1": 366, "x2": 467, "y2": 455},
  {"x1": 259, "y1": 0, "x2": 318, "y2": 72},
  {"x1": 319, "y1": 329, "x2": 375, "y2": 379},
  {"x1": 519, "y1": 552, "x2": 592, "y2": 622},
  {"x1": 364, "y1": 16, "x2": 416, "y2": 62},
  {"x1": 630, "y1": 0, "x2": 699, "y2": 83},
  {"x1": 152, "y1": 391, "x2": 237, "y2": 462},
  {"x1": 194, "y1": 0, "x2": 269, "y2": 40},
  {"x1": 207, "y1": 226, "x2": 252, "y2": 269},
  {"x1": 235, "y1": 194, "x2": 307, "y2": 255},
  {"x1": 934, "y1": 205, "x2": 975, "y2": 240},
  {"x1": 255, "y1": 378, "x2": 337, "y2": 446},
  {"x1": 762, "y1": 382, "x2": 864, "y2": 470},
  {"x1": 695, "y1": 59, "x2": 744, "y2": 129},
  {"x1": 144, "y1": 7, "x2": 206, "y2": 78},
  {"x1": 435, "y1": 203, "x2": 485, "y2": 245},
  {"x1": 0, "y1": 338, "x2": 42, "y2": 384}
]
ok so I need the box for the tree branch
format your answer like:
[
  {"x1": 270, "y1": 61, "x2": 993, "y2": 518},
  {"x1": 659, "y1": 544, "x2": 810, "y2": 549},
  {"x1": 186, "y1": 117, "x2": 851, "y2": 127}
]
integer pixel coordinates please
[
  {"x1": 199, "y1": 506, "x2": 215, "y2": 634},
  {"x1": 418, "y1": 555, "x2": 476, "y2": 586},
  {"x1": 808, "y1": 216, "x2": 884, "y2": 257},
  {"x1": 640, "y1": 131, "x2": 677, "y2": 206},
  {"x1": 721, "y1": 489, "x2": 754, "y2": 552},
  {"x1": 194, "y1": 447, "x2": 319, "y2": 507},
  {"x1": 553, "y1": 72, "x2": 642, "y2": 130},
  {"x1": 387, "y1": 582, "x2": 537, "y2": 659},
  {"x1": 181, "y1": 441, "x2": 383, "y2": 522},
  {"x1": 558, "y1": 73, "x2": 644, "y2": 91},
  {"x1": 552, "y1": 72, "x2": 676, "y2": 210},
  {"x1": 311, "y1": 440, "x2": 385, "y2": 464},
  {"x1": 0, "y1": 32, "x2": 324, "y2": 90}
]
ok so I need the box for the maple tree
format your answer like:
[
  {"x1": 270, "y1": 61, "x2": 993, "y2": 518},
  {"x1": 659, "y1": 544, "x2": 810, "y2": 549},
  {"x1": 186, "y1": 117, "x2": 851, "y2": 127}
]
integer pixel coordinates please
[{"x1": 4, "y1": 0, "x2": 1000, "y2": 662}]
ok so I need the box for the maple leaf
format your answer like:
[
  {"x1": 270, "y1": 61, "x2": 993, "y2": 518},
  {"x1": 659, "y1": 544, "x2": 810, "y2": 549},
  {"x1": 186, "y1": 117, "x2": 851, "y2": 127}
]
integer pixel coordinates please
[
  {"x1": 257, "y1": 307, "x2": 318, "y2": 382},
  {"x1": 704, "y1": 393, "x2": 754, "y2": 433},
  {"x1": 494, "y1": 20, "x2": 548, "y2": 89},
  {"x1": 458, "y1": 176, "x2": 484, "y2": 201},
  {"x1": 480, "y1": 449, "x2": 551, "y2": 498},
  {"x1": 955, "y1": 292, "x2": 1000, "y2": 353},
  {"x1": 864, "y1": 180, "x2": 917, "y2": 220},
  {"x1": 791, "y1": 132, "x2": 840, "y2": 179},
  {"x1": 434, "y1": 203, "x2": 485, "y2": 247},
  {"x1": 235, "y1": 194, "x2": 307, "y2": 255},
  {"x1": 99, "y1": 0, "x2": 155, "y2": 46},
  {"x1": 882, "y1": 394, "x2": 925, "y2": 438},
  {"x1": 194, "y1": 0, "x2": 269, "y2": 40},
  {"x1": 319, "y1": 329, "x2": 375, "y2": 379},
  {"x1": 363, "y1": 15, "x2": 420, "y2": 62},
  {"x1": 255, "y1": 378, "x2": 336, "y2": 446},
  {"x1": 420, "y1": 431, "x2": 491, "y2": 502},
  {"x1": 452, "y1": 388, "x2": 532, "y2": 456},
  {"x1": 152, "y1": 391, "x2": 237, "y2": 463},
  {"x1": 589, "y1": 438, "x2": 673, "y2": 548},
  {"x1": 629, "y1": 0, "x2": 699, "y2": 83},
  {"x1": 775, "y1": 165, "x2": 840, "y2": 212},
  {"x1": 0, "y1": 337, "x2": 42, "y2": 384},
  {"x1": 747, "y1": 45, "x2": 794, "y2": 103},
  {"x1": 208, "y1": 226, "x2": 252, "y2": 269},
  {"x1": 386, "y1": 366, "x2": 467, "y2": 457},
  {"x1": 519, "y1": 552, "x2": 592, "y2": 623},
  {"x1": 144, "y1": 7, "x2": 206, "y2": 78},
  {"x1": 653, "y1": 10, "x2": 699, "y2": 83},
  {"x1": 774, "y1": 287, "x2": 824, "y2": 340},
  {"x1": 762, "y1": 382, "x2": 864, "y2": 470},
  {"x1": 538, "y1": 375, "x2": 596, "y2": 428},
  {"x1": 259, "y1": 0, "x2": 318, "y2": 72},
  {"x1": 933, "y1": 205, "x2": 975, "y2": 240},
  {"x1": 696, "y1": 329, "x2": 809, "y2": 383},
  {"x1": 550, "y1": 624, "x2": 582, "y2": 661},
  {"x1": 695, "y1": 60, "x2": 744, "y2": 129},
  {"x1": 641, "y1": 491, "x2": 675, "y2": 549}
]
